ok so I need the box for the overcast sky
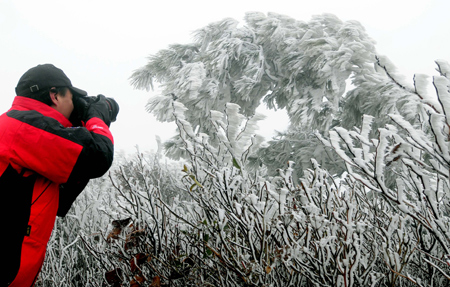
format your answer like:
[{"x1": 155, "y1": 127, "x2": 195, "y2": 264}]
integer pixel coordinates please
[{"x1": 1, "y1": 0, "x2": 449, "y2": 154}]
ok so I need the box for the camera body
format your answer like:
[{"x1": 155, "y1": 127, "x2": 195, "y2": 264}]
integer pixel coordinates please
[{"x1": 70, "y1": 95, "x2": 119, "y2": 127}]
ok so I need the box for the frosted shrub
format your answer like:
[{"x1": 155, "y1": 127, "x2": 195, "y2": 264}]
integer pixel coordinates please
[
  {"x1": 81, "y1": 102, "x2": 388, "y2": 286},
  {"x1": 320, "y1": 60, "x2": 450, "y2": 285},
  {"x1": 36, "y1": 152, "x2": 180, "y2": 286},
  {"x1": 163, "y1": 102, "x2": 397, "y2": 286},
  {"x1": 75, "y1": 151, "x2": 184, "y2": 287}
]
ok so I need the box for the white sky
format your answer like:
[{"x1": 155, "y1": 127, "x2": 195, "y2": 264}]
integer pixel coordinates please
[{"x1": 1, "y1": 0, "x2": 449, "y2": 154}]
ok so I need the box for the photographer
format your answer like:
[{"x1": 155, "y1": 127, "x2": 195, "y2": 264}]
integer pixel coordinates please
[{"x1": 0, "y1": 64, "x2": 119, "y2": 286}]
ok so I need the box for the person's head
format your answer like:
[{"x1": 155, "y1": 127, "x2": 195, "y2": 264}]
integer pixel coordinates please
[{"x1": 15, "y1": 64, "x2": 87, "y2": 119}]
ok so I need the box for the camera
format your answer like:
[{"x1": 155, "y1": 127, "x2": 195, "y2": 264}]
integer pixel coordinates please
[{"x1": 70, "y1": 95, "x2": 119, "y2": 127}]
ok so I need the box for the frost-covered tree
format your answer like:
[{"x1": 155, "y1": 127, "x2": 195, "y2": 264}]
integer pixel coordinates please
[{"x1": 130, "y1": 12, "x2": 424, "y2": 178}]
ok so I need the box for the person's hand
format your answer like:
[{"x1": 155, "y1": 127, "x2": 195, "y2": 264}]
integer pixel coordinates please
[
  {"x1": 85, "y1": 95, "x2": 113, "y2": 127},
  {"x1": 70, "y1": 95, "x2": 119, "y2": 127}
]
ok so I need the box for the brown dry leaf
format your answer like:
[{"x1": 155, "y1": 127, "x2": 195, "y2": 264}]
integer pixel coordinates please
[
  {"x1": 106, "y1": 227, "x2": 121, "y2": 241},
  {"x1": 134, "y1": 274, "x2": 146, "y2": 284},
  {"x1": 125, "y1": 229, "x2": 145, "y2": 250},
  {"x1": 112, "y1": 218, "x2": 132, "y2": 228},
  {"x1": 150, "y1": 276, "x2": 161, "y2": 287},
  {"x1": 130, "y1": 258, "x2": 138, "y2": 273},
  {"x1": 105, "y1": 268, "x2": 123, "y2": 284},
  {"x1": 129, "y1": 279, "x2": 141, "y2": 287},
  {"x1": 130, "y1": 253, "x2": 148, "y2": 273},
  {"x1": 265, "y1": 265, "x2": 272, "y2": 274},
  {"x1": 127, "y1": 228, "x2": 145, "y2": 240},
  {"x1": 107, "y1": 218, "x2": 132, "y2": 242}
]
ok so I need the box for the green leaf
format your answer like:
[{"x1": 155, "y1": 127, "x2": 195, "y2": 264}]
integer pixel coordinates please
[
  {"x1": 194, "y1": 178, "x2": 203, "y2": 188},
  {"x1": 205, "y1": 248, "x2": 213, "y2": 257},
  {"x1": 189, "y1": 175, "x2": 203, "y2": 188},
  {"x1": 232, "y1": 157, "x2": 241, "y2": 170}
]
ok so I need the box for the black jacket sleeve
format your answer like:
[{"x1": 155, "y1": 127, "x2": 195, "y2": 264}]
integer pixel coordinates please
[{"x1": 57, "y1": 178, "x2": 90, "y2": 217}]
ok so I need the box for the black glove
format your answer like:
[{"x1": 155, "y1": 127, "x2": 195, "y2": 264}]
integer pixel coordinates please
[
  {"x1": 70, "y1": 94, "x2": 119, "y2": 127},
  {"x1": 84, "y1": 95, "x2": 113, "y2": 126}
]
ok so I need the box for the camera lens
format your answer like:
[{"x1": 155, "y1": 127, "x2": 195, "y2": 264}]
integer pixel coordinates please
[{"x1": 105, "y1": 98, "x2": 119, "y2": 122}]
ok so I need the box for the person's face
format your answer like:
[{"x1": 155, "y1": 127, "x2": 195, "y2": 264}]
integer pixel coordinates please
[{"x1": 51, "y1": 88, "x2": 74, "y2": 119}]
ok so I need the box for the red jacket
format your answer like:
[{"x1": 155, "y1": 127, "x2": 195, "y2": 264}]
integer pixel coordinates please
[{"x1": 1, "y1": 96, "x2": 114, "y2": 286}]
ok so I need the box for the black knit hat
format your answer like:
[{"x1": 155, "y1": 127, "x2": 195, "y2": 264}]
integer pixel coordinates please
[{"x1": 15, "y1": 64, "x2": 87, "y2": 98}]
